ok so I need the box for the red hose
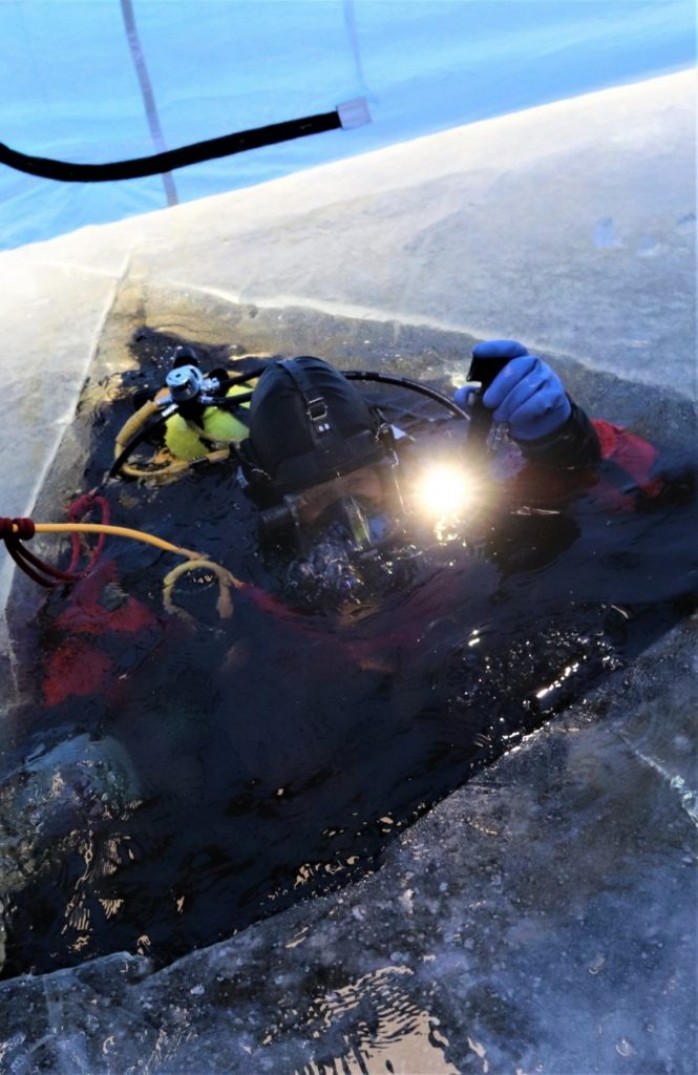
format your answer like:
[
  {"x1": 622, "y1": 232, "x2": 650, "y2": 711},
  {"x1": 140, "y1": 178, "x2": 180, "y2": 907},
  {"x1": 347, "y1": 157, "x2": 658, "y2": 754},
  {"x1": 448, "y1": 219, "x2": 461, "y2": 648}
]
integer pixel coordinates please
[
  {"x1": 0, "y1": 516, "x2": 81, "y2": 587},
  {"x1": 67, "y1": 492, "x2": 110, "y2": 573},
  {"x1": 1, "y1": 493, "x2": 109, "y2": 588}
]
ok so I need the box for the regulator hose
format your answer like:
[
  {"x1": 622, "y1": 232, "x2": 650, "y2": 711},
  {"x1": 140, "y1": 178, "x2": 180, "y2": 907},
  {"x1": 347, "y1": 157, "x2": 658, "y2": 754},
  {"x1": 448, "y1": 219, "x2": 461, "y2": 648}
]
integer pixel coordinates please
[
  {"x1": 344, "y1": 369, "x2": 470, "y2": 420},
  {"x1": 111, "y1": 397, "x2": 173, "y2": 479},
  {"x1": 111, "y1": 382, "x2": 256, "y2": 483}
]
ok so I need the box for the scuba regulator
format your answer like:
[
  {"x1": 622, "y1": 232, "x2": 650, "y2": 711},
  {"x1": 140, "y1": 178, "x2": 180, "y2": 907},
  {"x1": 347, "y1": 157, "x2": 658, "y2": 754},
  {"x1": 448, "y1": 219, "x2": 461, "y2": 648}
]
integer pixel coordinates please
[{"x1": 111, "y1": 347, "x2": 265, "y2": 483}]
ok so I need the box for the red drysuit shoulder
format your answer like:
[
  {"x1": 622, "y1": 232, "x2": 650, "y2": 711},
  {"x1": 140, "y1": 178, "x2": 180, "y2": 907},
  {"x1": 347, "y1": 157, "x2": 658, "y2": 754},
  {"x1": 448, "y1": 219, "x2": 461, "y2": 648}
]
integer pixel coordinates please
[{"x1": 591, "y1": 419, "x2": 662, "y2": 495}]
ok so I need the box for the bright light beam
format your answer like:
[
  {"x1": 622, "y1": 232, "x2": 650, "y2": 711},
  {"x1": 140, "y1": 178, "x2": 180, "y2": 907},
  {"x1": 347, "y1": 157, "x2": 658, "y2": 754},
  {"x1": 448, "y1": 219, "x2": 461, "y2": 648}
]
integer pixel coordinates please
[{"x1": 416, "y1": 463, "x2": 477, "y2": 519}]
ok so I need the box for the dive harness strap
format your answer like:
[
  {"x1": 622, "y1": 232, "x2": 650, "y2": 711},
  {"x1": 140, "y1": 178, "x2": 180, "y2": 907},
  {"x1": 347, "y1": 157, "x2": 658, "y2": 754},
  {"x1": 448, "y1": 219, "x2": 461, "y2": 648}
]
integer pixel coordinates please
[{"x1": 244, "y1": 359, "x2": 390, "y2": 497}]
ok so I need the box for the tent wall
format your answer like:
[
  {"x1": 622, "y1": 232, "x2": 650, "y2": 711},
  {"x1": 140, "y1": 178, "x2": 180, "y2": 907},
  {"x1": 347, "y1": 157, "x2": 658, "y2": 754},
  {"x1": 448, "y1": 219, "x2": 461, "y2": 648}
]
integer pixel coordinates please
[{"x1": 0, "y1": 0, "x2": 694, "y2": 250}]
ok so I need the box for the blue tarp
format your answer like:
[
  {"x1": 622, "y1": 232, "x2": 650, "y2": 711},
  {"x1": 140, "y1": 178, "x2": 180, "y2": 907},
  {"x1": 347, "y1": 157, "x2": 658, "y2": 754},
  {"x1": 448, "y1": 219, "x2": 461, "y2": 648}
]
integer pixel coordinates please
[{"x1": 0, "y1": 0, "x2": 694, "y2": 250}]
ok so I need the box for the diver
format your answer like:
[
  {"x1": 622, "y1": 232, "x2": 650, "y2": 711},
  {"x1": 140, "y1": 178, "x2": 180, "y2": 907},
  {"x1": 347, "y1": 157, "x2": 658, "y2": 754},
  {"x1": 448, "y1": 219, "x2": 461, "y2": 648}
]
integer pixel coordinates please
[
  {"x1": 232, "y1": 338, "x2": 667, "y2": 608},
  {"x1": 26, "y1": 334, "x2": 687, "y2": 704},
  {"x1": 2, "y1": 335, "x2": 695, "y2": 978}
]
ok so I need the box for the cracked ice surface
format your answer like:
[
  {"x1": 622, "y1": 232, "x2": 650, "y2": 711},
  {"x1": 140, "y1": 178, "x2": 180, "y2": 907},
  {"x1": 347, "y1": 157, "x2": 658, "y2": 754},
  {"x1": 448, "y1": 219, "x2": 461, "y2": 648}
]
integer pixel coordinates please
[
  {"x1": 0, "y1": 71, "x2": 695, "y2": 1073},
  {"x1": 0, "y1": 621, "x2": 695, "y2": 1074}
]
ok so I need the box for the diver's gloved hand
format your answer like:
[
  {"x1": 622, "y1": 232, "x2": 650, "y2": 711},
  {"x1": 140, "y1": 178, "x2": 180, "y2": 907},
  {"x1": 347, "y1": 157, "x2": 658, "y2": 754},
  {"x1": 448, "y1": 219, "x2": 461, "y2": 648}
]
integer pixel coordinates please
[
  {"x1": 484, "y1": 354, "x2": 571, "y2": 441},
  {"x1": 465, "y1": 339, "x2": 572, "y2": 442},
  {"x1": 453, "y1": 339, "x2": 528, "y2": 411}
]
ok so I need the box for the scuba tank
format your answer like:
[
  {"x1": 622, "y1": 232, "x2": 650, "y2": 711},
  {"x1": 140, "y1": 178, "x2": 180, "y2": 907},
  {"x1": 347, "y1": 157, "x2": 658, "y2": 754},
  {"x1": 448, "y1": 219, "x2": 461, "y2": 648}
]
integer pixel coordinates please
[{"x1": 162, "y1": 350, "x2": 252, "y2": 461}]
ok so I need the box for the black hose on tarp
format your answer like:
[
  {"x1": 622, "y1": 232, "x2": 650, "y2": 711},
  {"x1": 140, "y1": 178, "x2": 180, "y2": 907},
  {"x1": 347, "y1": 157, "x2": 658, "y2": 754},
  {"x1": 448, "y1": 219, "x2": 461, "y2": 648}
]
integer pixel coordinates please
[{"x1": 0, "y1": 109, "x2": 347, "y2": 183}]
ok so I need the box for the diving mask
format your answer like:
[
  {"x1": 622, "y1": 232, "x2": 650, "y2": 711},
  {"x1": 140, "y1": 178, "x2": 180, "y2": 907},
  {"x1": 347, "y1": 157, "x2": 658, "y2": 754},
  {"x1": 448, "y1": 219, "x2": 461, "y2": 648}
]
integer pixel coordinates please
[{"x1": 257, "y1": 462, "x2": 400, "y2": 554}]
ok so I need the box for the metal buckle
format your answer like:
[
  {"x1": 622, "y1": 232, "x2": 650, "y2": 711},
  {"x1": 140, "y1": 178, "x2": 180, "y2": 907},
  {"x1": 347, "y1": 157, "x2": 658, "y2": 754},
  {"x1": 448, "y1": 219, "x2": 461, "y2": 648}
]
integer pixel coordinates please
[
  {"x1": 307, "y1": 396, "x2": 331, "y2": 434},
  {"x1": 306, "y1": 396, "x2": 328, "y2": 422}
]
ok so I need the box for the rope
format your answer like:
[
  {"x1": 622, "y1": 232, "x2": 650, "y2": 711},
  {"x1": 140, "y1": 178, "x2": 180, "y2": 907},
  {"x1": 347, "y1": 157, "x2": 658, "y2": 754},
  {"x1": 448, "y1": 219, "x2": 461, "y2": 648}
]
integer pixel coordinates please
[
  {"x1": 162, "y1": 559, "x2": 242, "y2": 629},
  {"x1": 1, "y1": 517, "x2": 82, "y2": 587},
  {"x1": 35, "y1": 522, "x2": 204, "y2": 561},
  {"x1": 119, "y1": 449, "x2": 232, "y2": 484},
  {"x1": 67, "y1": 492, "x2": 110, "y2": 572},
  {"x1": 1, "y1": 513, "x2": 247, "y2": 629},
  {"x1": 1, "y1": 516, "x2": 204, "y2": 587},
  {"x1": 114, "y1": 397, "x2": 162, "y2": 451}
]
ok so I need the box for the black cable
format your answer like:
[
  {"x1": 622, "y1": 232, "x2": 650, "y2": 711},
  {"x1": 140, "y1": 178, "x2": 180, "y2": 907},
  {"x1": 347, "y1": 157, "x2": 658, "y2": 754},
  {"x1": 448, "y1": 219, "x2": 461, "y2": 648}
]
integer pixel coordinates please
[
  {"x1": 0, "y1": 110, "x2": 343, "y2": 183},
  {"x1": 344, "y1": 369, "x2": 470, "y2": 420},
  {"x1": 208, "y1": 391, "x2": 254, "y2": 411},
  {"x1": 109, "y1": 409, "x2": 171, "y2": 478},
  {"x1": 111, "y1": 366, "x2": 463, "y2": 478},
  {"x1": 219, "y1": 366, "x2": 469, "y2": 421}
]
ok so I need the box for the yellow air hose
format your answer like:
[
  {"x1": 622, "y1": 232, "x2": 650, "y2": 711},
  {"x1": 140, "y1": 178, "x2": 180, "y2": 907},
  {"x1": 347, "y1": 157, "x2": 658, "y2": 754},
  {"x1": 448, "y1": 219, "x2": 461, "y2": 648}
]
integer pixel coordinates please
[
  {"x1": 32, "y1": 521, "x2": 245, "y2": 626},
  {"x1": 113, "y1": 381, "x2": 253, "y2": 484},
  {"x1": 35, "y1": 521, "x2": 202, "y2": 560},
  {"x1": 113, "y1": 399, "x2": 215, "y2": 483},
  {"x1": 7, "y1": 366, "x2": 260, "y2": 614}
]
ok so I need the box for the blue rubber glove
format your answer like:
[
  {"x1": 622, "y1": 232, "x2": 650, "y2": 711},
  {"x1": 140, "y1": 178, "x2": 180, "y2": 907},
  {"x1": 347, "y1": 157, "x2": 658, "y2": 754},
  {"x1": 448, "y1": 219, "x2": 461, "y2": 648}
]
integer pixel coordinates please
[
  {"x1": 455, "y1": 339, "x2": 571, "y2": 441},
  {"x1": 454, "y1": 339, "x2": 533, "y2": 413},
  {"x1": 484, "y1": 353, "x2": 571, "y2": 441}
]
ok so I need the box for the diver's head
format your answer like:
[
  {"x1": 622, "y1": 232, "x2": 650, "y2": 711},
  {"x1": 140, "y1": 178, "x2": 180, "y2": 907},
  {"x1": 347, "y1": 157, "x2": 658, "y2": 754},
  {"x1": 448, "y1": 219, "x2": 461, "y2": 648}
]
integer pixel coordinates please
[
  {"x1": 240, "y1": 357, "x2": 388, "y2": 499},
  {"x1": 238, "y1": 356, "x2": 399, "y2": 551}
]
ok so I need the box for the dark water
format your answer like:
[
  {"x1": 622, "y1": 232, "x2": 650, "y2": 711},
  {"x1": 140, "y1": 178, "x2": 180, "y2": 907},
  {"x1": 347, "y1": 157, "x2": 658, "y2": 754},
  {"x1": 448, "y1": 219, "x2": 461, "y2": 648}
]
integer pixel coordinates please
[{"x1": 1, "y1": 345, "x2": 696, "y2": 979}]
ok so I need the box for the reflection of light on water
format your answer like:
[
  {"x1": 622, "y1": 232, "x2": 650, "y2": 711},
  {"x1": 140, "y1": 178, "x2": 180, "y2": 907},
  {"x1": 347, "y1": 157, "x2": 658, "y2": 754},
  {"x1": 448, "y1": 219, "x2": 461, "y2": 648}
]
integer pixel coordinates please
[
  {"x1": 284, "y1": 926, "x2": 309, "y2": 950},
  {"x1": 281, "y1": 965, "x2": 459, "y2": 1075},
  {"x1": 63, "y1": 835, "x2": 95, "y2": 953},
  {"x1": 98, "y1": 897, "x2": 124, "y2": 919},
  {"x1": 669, "y1": 774, "x2": 698, "y2": 824},
  {"x1": 468, "y1": 1036, "x2": 490, "y2": 1073},
  {"x1": 535, "y1": 661, "x2": 582, "y2": 700}
]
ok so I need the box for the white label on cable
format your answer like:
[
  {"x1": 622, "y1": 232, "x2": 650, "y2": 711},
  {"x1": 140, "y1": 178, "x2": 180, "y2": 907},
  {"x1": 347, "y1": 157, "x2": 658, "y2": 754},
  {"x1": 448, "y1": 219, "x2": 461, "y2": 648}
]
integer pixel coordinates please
[{"x1": 337, "y1": 98, "x2": 371, "y2": 130}]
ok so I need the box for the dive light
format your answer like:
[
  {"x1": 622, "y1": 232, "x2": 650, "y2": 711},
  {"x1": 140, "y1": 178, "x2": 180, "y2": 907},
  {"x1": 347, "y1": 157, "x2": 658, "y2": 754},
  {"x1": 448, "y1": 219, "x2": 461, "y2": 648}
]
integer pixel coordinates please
[{"x1": 463, "y1": 348, "x2": 513, "y2": 450}]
